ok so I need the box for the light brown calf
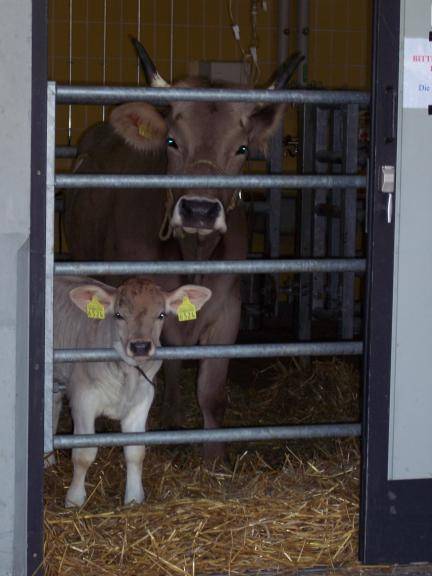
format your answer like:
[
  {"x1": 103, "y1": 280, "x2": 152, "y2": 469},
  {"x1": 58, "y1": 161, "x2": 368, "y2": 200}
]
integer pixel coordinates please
[{"x1": 53, "y1": 276, "x2": 211, "y2": 506}]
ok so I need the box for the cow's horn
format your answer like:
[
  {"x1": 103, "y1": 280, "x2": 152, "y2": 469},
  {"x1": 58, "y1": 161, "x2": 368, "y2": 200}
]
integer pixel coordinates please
[
  {"x1": 131, "y1": 37, "x2": 170, "y2": 88},
  {"x1": 268, "y1": 51, "x2": 305, "y2": 90}
]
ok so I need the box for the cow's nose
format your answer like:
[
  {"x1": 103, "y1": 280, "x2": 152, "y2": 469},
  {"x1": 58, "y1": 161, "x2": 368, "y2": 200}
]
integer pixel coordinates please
[
  {"x1": 129, "y1": 340, "x2": 152, "y2": 356},
  {"x1": 179, "y1": 198, "x2": 221, "y2": 223}
]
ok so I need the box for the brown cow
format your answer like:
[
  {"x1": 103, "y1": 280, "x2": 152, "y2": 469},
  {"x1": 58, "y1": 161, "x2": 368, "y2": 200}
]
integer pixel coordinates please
[
  {"x1": 64, "y1": 40, "x2": 302, "y2": 459},
  {"x1": 53, "y1": 276, "x2": 211, "y2": 506}
]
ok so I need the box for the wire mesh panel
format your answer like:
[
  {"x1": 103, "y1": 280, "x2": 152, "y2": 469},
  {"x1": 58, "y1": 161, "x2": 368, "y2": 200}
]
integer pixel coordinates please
[{"x1": 48, "y1": 0, "x2": 373, "y2": 146}]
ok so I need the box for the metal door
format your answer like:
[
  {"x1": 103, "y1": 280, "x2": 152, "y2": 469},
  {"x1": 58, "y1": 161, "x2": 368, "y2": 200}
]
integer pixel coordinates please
[{"x1": 360, "y1": 0, "x2": 432, "y2": 563}]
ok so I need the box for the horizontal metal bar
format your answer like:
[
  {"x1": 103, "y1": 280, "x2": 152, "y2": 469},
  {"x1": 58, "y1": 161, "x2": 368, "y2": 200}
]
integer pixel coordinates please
[
  {"x1": 53, "y1": 422, "x2": 361, "y2": 449},
  {"x1": 55, "y1": 258, "x2": 366, "y2": 276},
  {"x1": 56, "y1": 84, "x2": 370, "y2": 106},
  {"x1": 56, "y1": 173, "x2": 366, "y2": 190},
  {"x1": 54, "y1": 341, "x2": 363, "y2": 363},
  {"x1": 56, "y1": 145, "x2": 77, "y2": 158}
]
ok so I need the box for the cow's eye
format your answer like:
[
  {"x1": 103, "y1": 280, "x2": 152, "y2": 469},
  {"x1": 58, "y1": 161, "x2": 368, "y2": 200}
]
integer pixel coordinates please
[
  {"x1": 113, "y1": 312, "x2": 124, "y2": 320},
  {"x1": 167, "y1": 137, "x2": 178, "y2": 149},
  {"x1": 236, "y1": 145, "x2": 248, "y2": 155},
  {"x1": 158, "y1": 311, "x2": 166, "y2": 320}
]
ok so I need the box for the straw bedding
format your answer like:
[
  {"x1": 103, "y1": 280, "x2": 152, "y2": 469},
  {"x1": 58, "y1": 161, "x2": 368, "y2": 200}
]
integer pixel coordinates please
[{"x1": 44, "y1": 358, "x2": 365, "y2": 575}]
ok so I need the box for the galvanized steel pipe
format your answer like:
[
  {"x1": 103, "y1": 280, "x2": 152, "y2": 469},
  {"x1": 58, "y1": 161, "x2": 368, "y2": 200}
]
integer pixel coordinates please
[
  {"x1": 53, "y1": 422, "x2": 361, "y2": 449},
  {"x1": 54, "y1": 258, "x2": 366, "y2": 276},
  {"x1": 55, "y1": 258, "x2": 366, "y2": 276},
  {"x1": 56, "y1": 173, "x2": 366, "y2": 190},
  {"x1": 56, "y1": 145, "x2": 77, "y2": 158},
  {"x1": 55, "y1": 84, "x2": 370, "y2": 106},
  {"x1": 54, "y1": 341, "x2": 363, "y2": 363}
]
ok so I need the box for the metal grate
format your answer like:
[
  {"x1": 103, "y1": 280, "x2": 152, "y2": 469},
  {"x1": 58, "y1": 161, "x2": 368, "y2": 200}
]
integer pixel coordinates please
[{"x1": 44, "y1": 81, "x2": 368, "y2": 452}]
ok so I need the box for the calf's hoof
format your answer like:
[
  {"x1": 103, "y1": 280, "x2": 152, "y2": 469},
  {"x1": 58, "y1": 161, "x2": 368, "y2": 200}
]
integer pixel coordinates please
[
  {"x1": 65, "y1": 486, "x2": 86, "y2": 508},
  {"x1": 124, "y1": 487, "x2": 145, "y2": 506}
]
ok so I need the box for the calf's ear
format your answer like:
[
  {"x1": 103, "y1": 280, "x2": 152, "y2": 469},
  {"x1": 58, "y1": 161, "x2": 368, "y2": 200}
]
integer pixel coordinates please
[
  {"x1": 165, "y1": 285, "x2": 212, "y2": 314},
  {"x1": 69, "y1": 284, "x2": 115, "y2": 315},
  {"x1": 110, "y1": 102, "x2": 168, "y2": 153}
]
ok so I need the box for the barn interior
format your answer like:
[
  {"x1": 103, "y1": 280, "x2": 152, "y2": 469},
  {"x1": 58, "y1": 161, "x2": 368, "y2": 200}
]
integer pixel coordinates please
[{"x1": 45, "y1": 1, "x2": 372, "y2": 574}]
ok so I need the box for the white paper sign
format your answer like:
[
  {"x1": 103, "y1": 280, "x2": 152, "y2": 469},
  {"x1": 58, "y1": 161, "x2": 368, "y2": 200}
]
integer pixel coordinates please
[{"x1": 403, "y1": 37, "x2": 432, "y2": 109}]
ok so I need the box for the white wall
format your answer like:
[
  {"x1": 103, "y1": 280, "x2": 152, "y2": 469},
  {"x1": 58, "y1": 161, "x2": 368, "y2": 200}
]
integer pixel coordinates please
[{"x1": 0, "y1": 0, "x2": 32, "y2": 574}]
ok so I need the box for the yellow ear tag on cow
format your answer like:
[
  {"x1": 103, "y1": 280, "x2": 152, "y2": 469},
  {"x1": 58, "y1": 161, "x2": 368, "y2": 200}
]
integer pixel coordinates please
[
  {"x1": 177, "y1": 296, "x2": 197, "y2": 322},
  {"x1": 138, "y1": 123, "x2": 153, "y2": 139},
  {"x1": 86, "y1": 295, "x2": 105, "y2": 320}
]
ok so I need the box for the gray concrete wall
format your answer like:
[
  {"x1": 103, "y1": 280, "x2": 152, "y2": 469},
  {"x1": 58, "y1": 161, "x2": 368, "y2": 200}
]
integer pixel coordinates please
[
  {"x1": 389, "y1": 0, "x2": 432, "y2": 480},
  {"x1": 0, "y1": 1, "x2": 32, "y2": 574}
]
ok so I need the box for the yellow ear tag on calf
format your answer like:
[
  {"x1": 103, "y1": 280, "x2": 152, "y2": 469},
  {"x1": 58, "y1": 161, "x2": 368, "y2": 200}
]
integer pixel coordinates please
[
  {"x1": 177, "y1": 296, "x2": 197, "y2": 322},
  {"x1": 86, "y1": 296, "x2": 105, "y2": 320}
]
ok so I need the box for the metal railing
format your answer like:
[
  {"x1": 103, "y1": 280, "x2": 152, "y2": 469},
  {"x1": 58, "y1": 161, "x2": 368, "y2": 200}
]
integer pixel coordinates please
[
  {"x1": 45, "y1": 82, "x2": 368, "y2": 452},
  {"x1": 56, "y1": 173, "x2": 366, "y2": 189},
  {"x1": 56, "y1": 84, "x2": 370, "y2": 105},
  {"x1": 55, "y1": 258, "x2": 366, "y2": 276}
]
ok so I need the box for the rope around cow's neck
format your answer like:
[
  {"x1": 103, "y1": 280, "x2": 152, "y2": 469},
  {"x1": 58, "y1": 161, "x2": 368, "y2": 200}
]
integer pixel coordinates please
[{"x1": 158, "y1": 189, "x2": 175, "y2": 241}]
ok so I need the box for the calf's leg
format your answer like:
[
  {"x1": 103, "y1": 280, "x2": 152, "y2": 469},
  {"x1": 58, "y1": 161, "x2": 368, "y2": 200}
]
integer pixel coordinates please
[
  {"x1": 121, "y1": 381, "x2": 155, "y2": 505},
  {"x1": 66, "y1": 397, "x2": 98, "y2": 508}
]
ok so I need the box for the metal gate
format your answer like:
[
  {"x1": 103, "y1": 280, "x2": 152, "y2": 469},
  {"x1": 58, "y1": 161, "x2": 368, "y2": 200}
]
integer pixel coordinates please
[{"x1": 44, "y1": 81, "x2": 369, "y2": 455}]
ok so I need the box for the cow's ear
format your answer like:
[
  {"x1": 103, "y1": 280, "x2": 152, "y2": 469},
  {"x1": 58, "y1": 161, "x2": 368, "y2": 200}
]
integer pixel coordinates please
[
  {"x1": 110, "y1": 102, "x2": 168, "y2": 153},
  {"x1": 69, "y1": 284, "x2": 115, "y2": 315},
  {"x1": 245, "y1": 103, "x2": 286, "y2": 156},
  {"x1": 165, "y1": 285, "x2": 212, "y2": 314},
  {"x1": 245, "y1": 51, "x2": 303, "y2": 156}
]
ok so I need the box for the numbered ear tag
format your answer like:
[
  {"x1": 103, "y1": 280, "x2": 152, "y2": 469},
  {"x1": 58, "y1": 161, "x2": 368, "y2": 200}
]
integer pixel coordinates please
[
  {"x1": 86, "y1": 295, "x2": 105, "y2": 320},
  {"x1": 177, "y1": 296, "x2": 197, "y2": 322}
]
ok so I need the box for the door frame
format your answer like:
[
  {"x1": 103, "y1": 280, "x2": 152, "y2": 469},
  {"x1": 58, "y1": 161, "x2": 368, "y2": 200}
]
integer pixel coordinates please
[
  {"x1": 360, "y1": 0, "x2": 432, "y2": 563},
  {"x1": 28, "y1": 0, "x2": 48, "y2": 573}
]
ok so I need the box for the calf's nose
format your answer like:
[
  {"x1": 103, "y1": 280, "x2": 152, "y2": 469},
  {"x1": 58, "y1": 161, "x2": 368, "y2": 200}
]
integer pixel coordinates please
[{"x1": 129, "y1": 340, "x2": 153, "y2": 357}]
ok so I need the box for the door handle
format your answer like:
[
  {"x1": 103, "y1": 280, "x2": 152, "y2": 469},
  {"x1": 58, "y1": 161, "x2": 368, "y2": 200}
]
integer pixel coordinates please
[{"x1": 380, "y1": 165, "x2": 395, "y2": 224}]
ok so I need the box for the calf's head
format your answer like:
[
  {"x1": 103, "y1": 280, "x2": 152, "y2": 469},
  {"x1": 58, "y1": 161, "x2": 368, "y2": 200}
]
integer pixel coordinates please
[
  {"x1": 69, "y1": 278, "x2": 212, "y2": 364},
  {"x1": 110, "y1": 40, "x2": 303, "y2": 239}
]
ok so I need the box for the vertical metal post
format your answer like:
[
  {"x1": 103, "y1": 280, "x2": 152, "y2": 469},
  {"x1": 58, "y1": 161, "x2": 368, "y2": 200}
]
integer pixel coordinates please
[
  {"x1": 102, "y1": 0, "x2": 107, "y2": 121},
  {"x1": 136, "y1": 0, "x2": 141, "y2": 84},
  {"x1": 296, "y1": 0, "x2": 309, "y2": 86},
  {"x1": 341, "y1": 103, "x2": 359, "y2": 339},
  {"x1": 44, "y1": 82, "x2": 56, "y2": 453},
  {"x1": 266, "y1": 131, "x2": 283, "y2": 319},
  {"x1": 297, "y1": 104, "x2": 314, "y2": 340},
  {"x1": 277, "y1": 0, "x2": 290, "y2": 64},
  {"x1": 268, "y1": 136, "x2": 283, "y2": 261},
  {"x1": 265, "y1": 0, "x2": 291, "y2": 317},
  {"x1": 329, "y1": 108, "x2": 343, "y2": 314},
  {"x1": 312, "y1": 107, "x2": 329, "y2": 315},
  {"x1": 67, "y1": 0, "x2": 73, "y2": 143}
]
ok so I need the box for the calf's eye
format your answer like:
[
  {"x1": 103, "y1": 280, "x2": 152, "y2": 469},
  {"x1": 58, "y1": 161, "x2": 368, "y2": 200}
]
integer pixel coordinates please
[
  {"x1": 167, "y1": 137, "x2": 178, "y2": 149},
  {"x1": 236, "y1": 145, "x2": 248, "y2": 155},
  {"x1": 113, "y1": 312, "x2": 124, "y2": 320},
  {"x1": 158, "y1": 312, "x2": 166, "y2": 320}
]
